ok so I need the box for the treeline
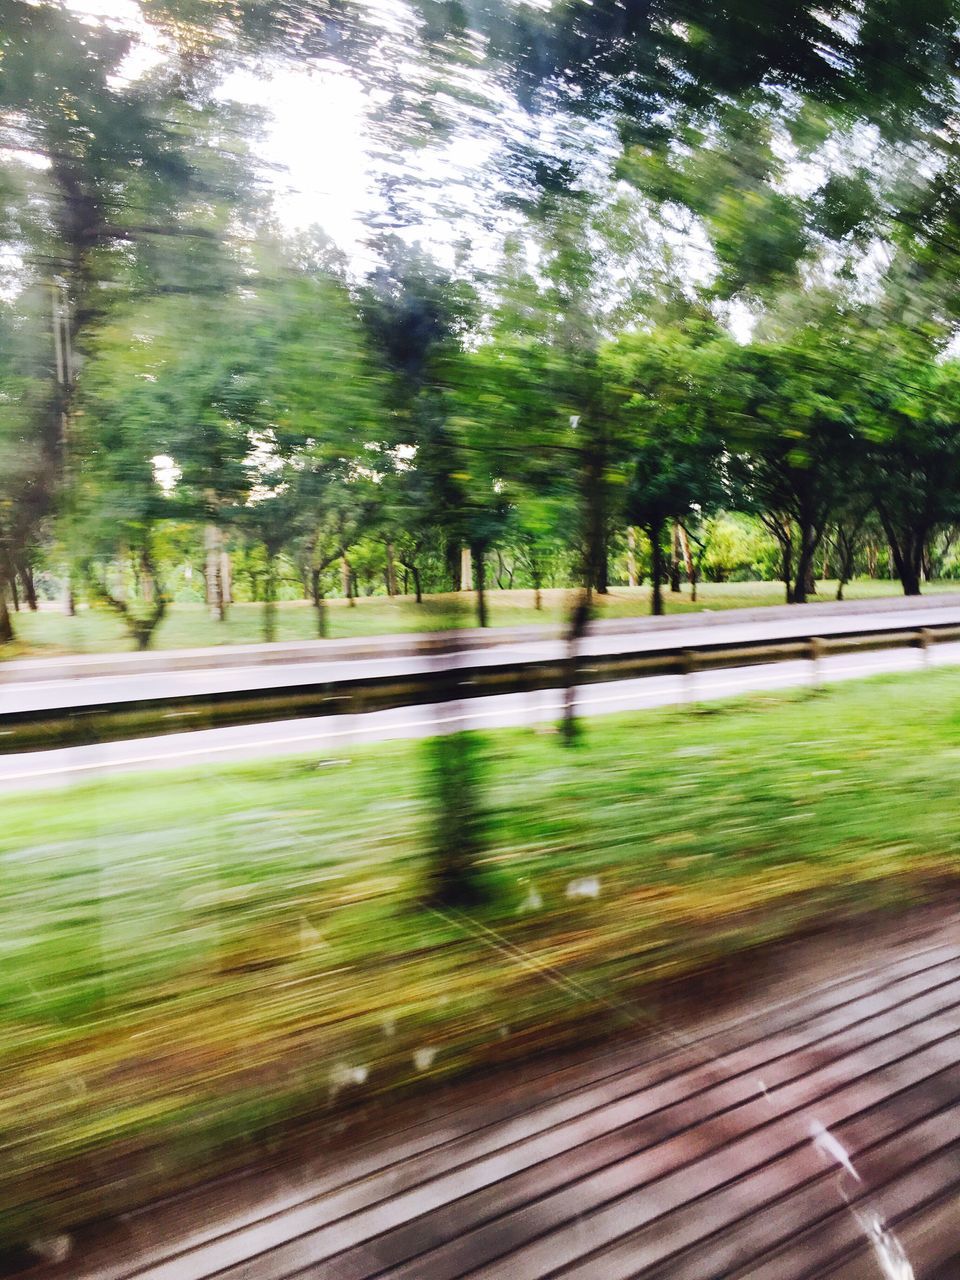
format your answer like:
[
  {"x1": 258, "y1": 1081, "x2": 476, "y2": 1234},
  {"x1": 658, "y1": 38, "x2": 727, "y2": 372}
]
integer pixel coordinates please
[
  {"x1": 5, "y1": 247, "x2": 960, "y2": 648},
  {"x1": 6, "y1": 0, "x2": 960, "y2": 646}
]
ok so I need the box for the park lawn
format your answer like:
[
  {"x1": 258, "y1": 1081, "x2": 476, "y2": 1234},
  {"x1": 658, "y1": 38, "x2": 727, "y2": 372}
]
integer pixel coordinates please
[
  {"x1": 3, "y1": 667, "x2": 960, "y2": 1243},
  {"x1": 3, "y1": 579, "x2": 960, "y2": 659}
]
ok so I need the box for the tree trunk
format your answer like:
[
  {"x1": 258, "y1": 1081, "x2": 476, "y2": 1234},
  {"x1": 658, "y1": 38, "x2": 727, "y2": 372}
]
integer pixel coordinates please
[
  {"x1": 763, "y1": 515, "x2": 795, "y2": 603},
  {"x1": 263, "y1": 554, "x2": 277, "y2": 641},
  {"x1": 311, "y1": 567, "x2": 327, "y2": 638},
  {"x1": 582, "y1": 432, "x2": 607, "y2": 598},
  {"x1": 446, "y1": 540, "x2": 461, "y2": 591},
  {"x1": 9, "y1": 574, "x2": 18, "y2": 612},
  {"x1": 669, "y1": 522, "x2": 682, "y2": 592},
  {"x1": 423, "y1": 730, "x2": 486, "y2": 907},
  {"x1": 20, "y1": 565, "x2": 38, "y2": 611},
  {"x1": 835, "y1": 532, "x2": 856, "y2": 601},
  {"x1": 596, "y1": 532, "x2": 609, "y2": 594},
  {"x1": 562, "y1": 594, "x2": 591, "y2": 747},
  {"x1": 62, "y1": 563, "x2": 76, "y2": 616},
  {"x1": 626, "y1": 526, "x2": 638, "y2": 587},
  {"x1": 85, "y1": 554, "x2": 166, "y2": 650},
  {"x1": 880, "y1": 513, "x2": 925, "y2": 597},
  {"x1": 460, "y1": 545, "x2": 472, "y2": 594},
  {"x1": 472, "y1": 542, "x2": 488, "y2": 628},
  {"x1": 400, "y1": 558, "x2": 422, "y2": 604},
  {"x1": 788, "y1": 515, "x2": 823, "y2": 605},
  {"x1": 890, "y1": 536, "x2": 922, "y2": 594},
  {"x1": 793, "y1": 539, "x2": 812, "y2": 604},
  {"x1": 0, "y1": 585, "x2": 13, "y2": 643},
  {"x1": 866, "y1": 541, "x2": 878, "y2": 578},
  {"x1": 648, "y1": 520, "x2": 665, "y2": 616},
  {"x1": 205, "y1": 524, "x2": 226, "y2": 621},
  {"x1": 341, "y1": 554, "x2": 356, "y2": 606},
  {"x1": 782, "y1": 539, "x2": 794, "y2": 603},
  {"x1": 901, "y1": 565, "x2": 922, "y2": 595},
  {"x1": 678, "y1": 524, "x2": 697, "y2": 603},
  {"x1": 792, "y1": 555, "x2": 812, "y2": 603},
  {"x1": 128, "y1": 554, "x2": 166, "y2": 650}
]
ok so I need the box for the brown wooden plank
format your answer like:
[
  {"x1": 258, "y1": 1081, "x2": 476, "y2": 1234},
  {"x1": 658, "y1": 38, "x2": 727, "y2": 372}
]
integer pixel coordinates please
[
  {"x1": 327, "y1": 984, "x2": 960, "y2": 1280},
  {"x1": 75, "y1": 941, "x2": 960, "y2": 1280},
  {"x1": 198, "y1": 992, "x2": 960, "y2": 1280},
  {"x1": 114, "y1": 954, "x2": 960, "y2": 1280},
  {"x1": 728, "y1": 1140, "x2": 960, "y2": 1279},
  {"x1": 552, "y1": 1063, "x2": 960, "y2": 1279},
  {"x1": 379, "y1": 1026, "x2": 960, "y2": 1280},
  {"x1": 822, "y1": 1182, "x2": 960, "y2": 1280}
]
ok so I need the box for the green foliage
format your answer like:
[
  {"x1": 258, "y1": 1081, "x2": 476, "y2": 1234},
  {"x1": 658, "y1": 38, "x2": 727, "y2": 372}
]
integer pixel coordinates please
[
  {"x1": 600, "y1": 324, "x2": 726, "y2": 609},
  {"x1": 4, "y1": 666, "x2": 960, "y2": 1237},
  {"x1": 8, "y1": 0, "x2": 960, "y2": 630},
  {"x1": 701, "y1": 513, "x2": 780, "y2": 583}
]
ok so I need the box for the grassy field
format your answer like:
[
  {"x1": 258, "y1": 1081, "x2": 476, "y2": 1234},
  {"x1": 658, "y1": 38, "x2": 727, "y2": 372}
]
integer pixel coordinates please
[
  {"x1": 4, "y1": 578, "x2": 960, "y2": 659},
  {"x1": 3, "y1": 667, "x2": 960, "y2": 1243}
]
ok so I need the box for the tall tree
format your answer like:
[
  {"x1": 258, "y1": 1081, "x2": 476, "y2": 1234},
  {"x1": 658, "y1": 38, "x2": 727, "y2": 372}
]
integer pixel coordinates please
[
  {"x1": 720, "y1": 330, "x2": 866, "y2": 603},
  {"x1": 0, "y1": 0, "x2": 264, "y2": 608},
  {"x1": 603, "y1": 324, "x2": 725, "y2": 614},
  {"x1": 865, "y1": 357, "x2": 960, "y2": 596}
]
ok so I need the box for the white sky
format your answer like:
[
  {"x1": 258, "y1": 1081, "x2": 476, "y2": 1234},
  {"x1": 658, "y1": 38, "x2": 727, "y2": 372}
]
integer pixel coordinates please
[
  {"x1": 70, "y1": 0, "x2": 378, "y2": 255},
  {"x1": 67, "y1": 0, "x2": 752, "y2": 333},
  {"x1": 220, "y1": 63, "x2": 374, "y2": 260}
]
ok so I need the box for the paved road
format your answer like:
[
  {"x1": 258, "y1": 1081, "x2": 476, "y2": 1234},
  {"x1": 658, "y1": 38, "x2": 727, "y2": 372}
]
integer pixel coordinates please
[
  {"x1": 2, "y1": 637, "x2": 956, "y2": 792},
  {"x1": 4, "y1": 601, "x2": 960, "y2": 716}
]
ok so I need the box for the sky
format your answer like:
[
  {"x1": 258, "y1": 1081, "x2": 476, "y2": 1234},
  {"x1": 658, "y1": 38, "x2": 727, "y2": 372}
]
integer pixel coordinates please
[
  {"x1": 66, "y1": 0, "x2": 751, "y2": 333},
  {"x1": 221, "y1": 62, "x2": 375, "y2": 260},
  {"x1": 71, "y1": 0, "x2": 380, "y2": 258}
]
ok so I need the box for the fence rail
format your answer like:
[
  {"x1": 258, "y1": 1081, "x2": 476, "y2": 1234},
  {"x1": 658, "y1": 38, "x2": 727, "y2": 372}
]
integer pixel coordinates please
[{"x1": 3, "y1": 618, "x2": 960, "y2": 756}]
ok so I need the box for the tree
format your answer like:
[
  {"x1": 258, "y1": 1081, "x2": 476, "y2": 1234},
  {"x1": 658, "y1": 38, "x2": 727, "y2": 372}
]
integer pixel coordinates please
[
  {"x1": 602, "y1": 325, "x2": 724, "y2": 614},
  {"x1": 864, "y1": 358, "x2": 960, "y2": 596},
  {"x1": 254, "y1": 244, "x2": 387, "y2": 636},
  {"x1": 69, "y1": 384, "x2": 171, "y2": 650},
  {"x1": 0, "y1": 297, "x2": 53, "y2": 638},
  {"x1": 361, "y1": 238, "x2": 481, "y2": 609},
  {"x1": 289, "y1": 460, "x2": 380, "y2": 637},
  {"x1": 720, "y1": 332, "x2": 864, "y2": 603},
  {"x1": 0, "y1": 0, "x2": 263, "y2": 611},
  {"x1": 105, "y1": 294, "x2": 262, "y2": 622}
]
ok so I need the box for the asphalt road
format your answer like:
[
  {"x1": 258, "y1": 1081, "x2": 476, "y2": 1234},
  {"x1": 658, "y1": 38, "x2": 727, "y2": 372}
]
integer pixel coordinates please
[
  {"x1": 5, "y1": 601, "x2": 960, "y2": 716},
  {"x1": 2, "y1": 636, "x2": 956, "y2": 793}
]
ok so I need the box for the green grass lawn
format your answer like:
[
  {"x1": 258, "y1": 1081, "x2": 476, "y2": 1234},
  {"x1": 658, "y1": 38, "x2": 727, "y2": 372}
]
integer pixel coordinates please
[
  {"x1": 2, "y1": 667, "x2": 960, "y2": 1242},
  {"x1": 4, "y1": 578, "x2": 960, "y2": 660}
]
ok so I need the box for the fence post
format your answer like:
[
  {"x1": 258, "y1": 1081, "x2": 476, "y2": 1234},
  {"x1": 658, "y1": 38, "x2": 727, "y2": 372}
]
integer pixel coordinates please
[
  {"x1": 917, "y1": 627, "x2": 933, "y2": 668},
  {"x1": 809, "y1": 636, "x2": 824, "y2": 690},
  {"x1": 681, "y1": 648, "x2": 698, "y2": 705}
]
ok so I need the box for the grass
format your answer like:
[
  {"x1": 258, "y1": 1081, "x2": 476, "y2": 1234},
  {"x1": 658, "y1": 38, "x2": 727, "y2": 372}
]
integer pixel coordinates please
[
  {"x1": 4, "y1": 578, "x2": 960, "y2": 660},
  {"x1": 3, "y1": 666, "x2": 960, "y2": 1242}
]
